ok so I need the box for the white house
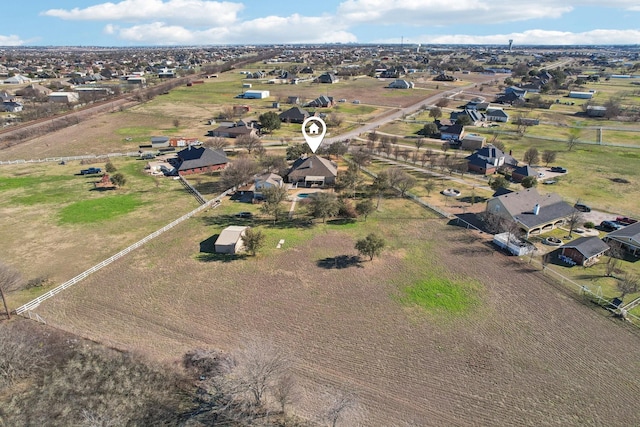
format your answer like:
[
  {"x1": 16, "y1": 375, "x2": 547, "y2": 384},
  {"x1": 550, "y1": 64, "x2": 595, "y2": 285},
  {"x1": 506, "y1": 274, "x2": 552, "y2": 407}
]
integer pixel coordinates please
[{"x1": 215, "y1": 226, "x2": 249, "y2": 254}]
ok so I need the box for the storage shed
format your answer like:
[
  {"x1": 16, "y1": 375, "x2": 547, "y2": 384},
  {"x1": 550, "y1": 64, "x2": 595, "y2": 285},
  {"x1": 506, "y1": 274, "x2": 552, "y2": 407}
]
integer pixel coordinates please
[{"x1": 215, "y1": 226, "x2": 249, "y2": 254}]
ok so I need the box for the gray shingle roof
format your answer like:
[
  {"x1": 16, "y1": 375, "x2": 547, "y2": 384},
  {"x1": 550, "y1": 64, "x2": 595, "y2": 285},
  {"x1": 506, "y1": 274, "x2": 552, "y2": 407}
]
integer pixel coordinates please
[
  {"x1": 563, "y1": 236, "x2": 610, "y2": 259},
  {"x1": 605, "y1": 221, "x2": 640, "y2": 242},
  {"x1": 495, "y1": 188, "x2": 576, "y2": 229},
  {"x1": 177, "y1": 147, "x2": 228, "y2": 171}
]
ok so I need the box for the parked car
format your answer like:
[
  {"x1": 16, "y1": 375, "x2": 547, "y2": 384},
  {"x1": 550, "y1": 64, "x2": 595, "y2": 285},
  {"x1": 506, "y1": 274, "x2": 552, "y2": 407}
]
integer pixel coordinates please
[
  {"x1": 235, "y1": 212, "x2": 253, "y2": 219},
  {"x1": 550, "y1": 166, "x2": 567, "y2": 173},
  {"x1": 616, "y1": 216, "x2": 638, "y2": 225},
  {"x1": 574, "y1": 203, "x2": 591, "y2": 212},
  {"x1": 80, "y1": 167, "x2": 102, "y2": 175},
  {"x1": 600, "y1": 220, "x2": 622, "y2": 231}
]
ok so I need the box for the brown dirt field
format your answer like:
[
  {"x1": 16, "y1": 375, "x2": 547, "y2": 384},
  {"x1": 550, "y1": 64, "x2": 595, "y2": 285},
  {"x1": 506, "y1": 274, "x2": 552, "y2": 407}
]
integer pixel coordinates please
[{"x1": 35, "y1": 217, "x2": 640, "y2": 426}]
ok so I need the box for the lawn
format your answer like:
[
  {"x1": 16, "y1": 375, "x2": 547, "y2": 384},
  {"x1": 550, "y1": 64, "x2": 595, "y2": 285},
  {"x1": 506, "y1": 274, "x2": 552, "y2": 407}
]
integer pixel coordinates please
[{"x1": 59, "y1": 193, "x2": 143, "y2": 224}]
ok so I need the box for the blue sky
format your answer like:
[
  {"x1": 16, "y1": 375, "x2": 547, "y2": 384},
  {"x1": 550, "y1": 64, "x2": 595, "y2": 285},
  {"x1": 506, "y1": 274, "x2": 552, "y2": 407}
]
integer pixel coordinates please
[{"x1": 1, "y1": 0, "x2": 639, "y2": 46}]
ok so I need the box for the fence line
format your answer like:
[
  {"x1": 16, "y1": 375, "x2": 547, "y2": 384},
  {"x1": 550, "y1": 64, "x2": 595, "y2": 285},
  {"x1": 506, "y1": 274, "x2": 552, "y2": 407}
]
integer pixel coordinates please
[
  {"x1": 15, "y1": 189, "x2": 229, "y2": 316},
  {"x1": 178, "y1": 175, "x2": 206, "y2": 205},
  {"x1": 0, "y1": 152, "x2": 142, "y2": 165}
]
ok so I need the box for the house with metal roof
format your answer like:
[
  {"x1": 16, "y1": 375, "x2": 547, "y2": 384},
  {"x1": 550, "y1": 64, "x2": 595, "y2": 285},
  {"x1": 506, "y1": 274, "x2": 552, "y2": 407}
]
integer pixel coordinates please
[{"x1": 486, "y1": 188, "x2": 577, "y2": 237}]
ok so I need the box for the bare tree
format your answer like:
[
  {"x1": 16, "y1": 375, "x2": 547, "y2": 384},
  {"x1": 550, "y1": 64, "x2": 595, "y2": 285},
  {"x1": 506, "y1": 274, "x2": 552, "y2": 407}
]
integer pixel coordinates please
[
  {"x1": 320, "y1": 389, "x2": 361, "y2": 427},
  {"x1": 235, "y1": 134, "x2": 262, "y2": 154},
  {"x1": 220, "y1": 157, "x2": 259, "y2": 190},
  {"x1": 205, "y1": 137, "x2": 229, "y2": 151},
  {"x1": 272, "y1": 373, "x2": 298, "y2": 414},
  {"x1": 233, "y1": 340, "x2": 291, "y2": 407},
  {"x1": 566, "y1": 208, "x2": 584, "y2": 238},
  {"x1": 567, "y1": 126, "x2": 582, "y2": 152},
  {"x1": 415, "y1": 138, "x2": 425, "y2": 152},
  {"x1": 618, "y1": 273, "x2": 639, "y2": 301},
  {"x1": 541, "y1": 150, "x2": 557, "y2": 166},
  {"x1": 522, "y1": 147, "x2": 539, "y2": 165},
  {"x1": 0, "y1": 260, "x2": 22, "y2": 319},
  {"x1": 0, "y1": 326, "x2": 46, "y2": 388},
  {"x1": 605, "y1": 241, "x2": 624, "y2": 277}
]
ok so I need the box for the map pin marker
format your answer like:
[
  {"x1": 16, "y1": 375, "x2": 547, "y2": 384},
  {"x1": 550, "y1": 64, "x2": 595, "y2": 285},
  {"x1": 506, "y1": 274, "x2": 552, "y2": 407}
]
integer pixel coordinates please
[{"x1": 301, "y1": 116, "x2": 327, "y2": 153}]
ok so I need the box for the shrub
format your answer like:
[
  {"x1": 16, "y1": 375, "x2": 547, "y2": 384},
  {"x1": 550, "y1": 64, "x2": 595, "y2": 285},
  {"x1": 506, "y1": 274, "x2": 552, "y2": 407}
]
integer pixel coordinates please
[{"x1": 584, "y1": 221, "x2": 595, "y2": 229}]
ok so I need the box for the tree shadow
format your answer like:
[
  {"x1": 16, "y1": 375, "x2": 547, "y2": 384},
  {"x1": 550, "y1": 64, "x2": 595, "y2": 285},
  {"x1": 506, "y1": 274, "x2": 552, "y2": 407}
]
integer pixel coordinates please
[
  {"x1": 317, "y1": 255, "x2": 363, "y2": 269},
  {"x1": 200, "y1": 214, "x2": 315, "y2": 230},
  {"x1": 326, "y1": 218, "x2": 357, "y2": 226},
  {"x1": 459, "y1": 195, "x2": 487, "y2": 204}
]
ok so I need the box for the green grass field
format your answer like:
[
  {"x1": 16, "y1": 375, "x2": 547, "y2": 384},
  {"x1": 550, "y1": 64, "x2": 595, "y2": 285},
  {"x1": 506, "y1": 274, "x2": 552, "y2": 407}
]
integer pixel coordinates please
[{"x1": 59, "y1": 194, "x2": 143, "y2": 224}]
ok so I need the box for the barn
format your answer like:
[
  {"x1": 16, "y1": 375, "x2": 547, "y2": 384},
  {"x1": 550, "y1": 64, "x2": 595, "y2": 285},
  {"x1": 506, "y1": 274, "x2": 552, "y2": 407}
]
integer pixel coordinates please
[{"x1": 215, "y1": 226, "x2": 248, "y2": 254}]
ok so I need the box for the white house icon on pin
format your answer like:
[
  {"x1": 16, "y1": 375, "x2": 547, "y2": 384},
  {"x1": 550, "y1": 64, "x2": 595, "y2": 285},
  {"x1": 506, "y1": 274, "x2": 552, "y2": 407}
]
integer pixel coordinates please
[{"x1": 308, "y1": 122, "x2": 320, "y2": 135}]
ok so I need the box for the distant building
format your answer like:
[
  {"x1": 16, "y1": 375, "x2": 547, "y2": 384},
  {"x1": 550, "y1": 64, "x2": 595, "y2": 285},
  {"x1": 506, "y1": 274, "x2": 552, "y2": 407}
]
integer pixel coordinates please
[
  {"x1": 176, "y1": 146, "x2": 229, "y2": 175},
  {"x1": 48, "y1": 92, "x2": 80, "y2": 103},
  {"x1": 388, "y1": 79, "x2": 414, "y2": 89},
  {"x1": 241, "y1": 90, "x2": 270, "y2": 99},
  {"x1": 568, "y1": 91, "x2": 594, "y2": 99},
  {"x1": 586, "y1": 105, "x2": 606, "y2": 117}
]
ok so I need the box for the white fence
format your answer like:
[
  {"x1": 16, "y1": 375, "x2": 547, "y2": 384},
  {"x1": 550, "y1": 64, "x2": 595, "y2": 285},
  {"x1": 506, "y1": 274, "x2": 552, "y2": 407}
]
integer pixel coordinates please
[
  {"x1": 0, "y1": 152, "x2": 142, "y2": 165},
  {"x1": 15, "y1": 189, "x2": 229, "y2": 316}
]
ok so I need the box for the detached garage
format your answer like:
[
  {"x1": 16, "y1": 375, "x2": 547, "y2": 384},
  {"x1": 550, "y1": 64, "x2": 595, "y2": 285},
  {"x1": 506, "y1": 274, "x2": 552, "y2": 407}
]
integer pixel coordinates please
[{"x1": 215, "y1": 226, "x2": 248, "y2": 254}]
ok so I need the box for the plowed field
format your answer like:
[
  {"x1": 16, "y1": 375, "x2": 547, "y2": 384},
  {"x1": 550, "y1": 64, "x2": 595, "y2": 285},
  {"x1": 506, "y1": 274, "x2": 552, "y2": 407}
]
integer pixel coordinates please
[{"x1": 36, "y1": 218, "x2": 640, "y2": 426}]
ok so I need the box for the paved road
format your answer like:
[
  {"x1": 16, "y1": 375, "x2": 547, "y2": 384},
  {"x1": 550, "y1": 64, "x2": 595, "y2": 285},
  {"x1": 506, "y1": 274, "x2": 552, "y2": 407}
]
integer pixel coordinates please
[{"x1": 321, "y1": 75, "x2": 502, "y2": 147}]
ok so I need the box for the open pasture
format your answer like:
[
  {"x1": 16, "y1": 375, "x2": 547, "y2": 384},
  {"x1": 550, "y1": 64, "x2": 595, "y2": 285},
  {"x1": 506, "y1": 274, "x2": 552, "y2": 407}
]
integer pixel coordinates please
[{"x1": 33, "y1": 207, "x2": 640, "y2": 426}]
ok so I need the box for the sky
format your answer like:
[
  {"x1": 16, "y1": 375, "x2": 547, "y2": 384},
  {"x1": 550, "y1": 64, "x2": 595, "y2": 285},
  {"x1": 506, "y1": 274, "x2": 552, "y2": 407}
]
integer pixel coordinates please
[{"x1": 1, "y1": 0, "x2": 640, "y2": 47}]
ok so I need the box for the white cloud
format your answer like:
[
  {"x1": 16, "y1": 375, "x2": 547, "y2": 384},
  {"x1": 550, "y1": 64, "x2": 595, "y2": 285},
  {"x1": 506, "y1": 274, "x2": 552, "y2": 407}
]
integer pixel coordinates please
[
  {"x1": 337, "y1": 0, "x2": 573, "y2": 25},
  {"x1": 389, "y1": 29, "x2": 640, "y2": 45},
  {"x1": 0, "y1": 35, "x2": 26, "y2": 46},
  {"x1": 110, "y1": 15, "x2": 357, "y2": 45},
  {"x1": 43, "y1": 0, "x2": 243, "y2": 27}
]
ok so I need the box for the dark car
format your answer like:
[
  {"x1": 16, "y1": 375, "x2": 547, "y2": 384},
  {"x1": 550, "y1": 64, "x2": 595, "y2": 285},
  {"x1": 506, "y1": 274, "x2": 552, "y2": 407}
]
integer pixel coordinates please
[
  {"x1": 235, "y1": 212, "x2": 253, "y2": 219},
  {"x1": 616, "y1": 216, "x2": 638, "y2": 225},
  {"x1": 550, "y1": 166, "x2": 567, "y2": 173},
  {"x1": 574, "y1": 203, "x2": 591, "y2": 212},
  {"x1": 600, "y1": 220, "x2": 622, "y2": 231},
  {"x1": 80, "y1": 167, "x2": 102, "y2": 175}
]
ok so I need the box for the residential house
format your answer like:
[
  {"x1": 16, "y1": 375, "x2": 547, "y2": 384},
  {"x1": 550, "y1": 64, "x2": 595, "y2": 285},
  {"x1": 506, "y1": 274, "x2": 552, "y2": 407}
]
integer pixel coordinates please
[
  {"x1": 279, "y1": 106, "x2": 310, "y2": 124},
  {"x1": 305, "y1": 95, "x2": 333, "y2": 108},
  {"x1": 253, "y1": 172, "x2": 285, "y2": 199},
  {"x1": 485, "y1": 188, "x2": 577, "y2": 237},
  {"x1": 561, "y1": 236, "x2": 610, "y2": 267},
  {"x1": 486, "y1": 107, "x2": 509, "y2": 122},
  {"x1": 3, "y1": 74, "x2": 31, "y2": 84},
  {"x1": 465, "y1": 101, "x2": 490, "y2": 111},
  {"x1": 316, "y1": 73, "x2": 338, "y2": 84},
  {"x1": 460, "y1": 134, "x2": 486, "y2": 151},
  {"x1": 388, "y1": 79, "x2": 414, "y2": 89},
  {"x1": 504, "y1": 86, "x2": 527, "y2": 97},
  {"x1": 603, "y1": 222, "x2": 640, "y2": 257},
  {"x1": 451, "y1": 109, "x2": 485, "y2": 125},
  {"x1": 215, "y1": 226, "x2": 248, "y2": 254},
  {"x1": 511, "y1": 165, "x2": 537, "y2": 183},
  {"x1": 287, "y1": 96, "x2": 300, "y2": 105},
  {"x1": 465, "y1": 144, "x2": 516, "y2": 175},
  {"x1": 1, "y1": 101, "x2": 23, "y2": 112},
  {"x1": 494, "y1": 92, "x2": 524, "y2": 105},
  {"x1": 208, "y1": 122, "x2": 258, "y2": 139},
  {"x1": 438, "y1": 123, "x2": 465, "y2": 141},
  {"x1": 176, "y1": 146, "x2": 229, "y2": 175},
  {"x1": 287, "y1": 155, "x2": 338, "y2": 187}
]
